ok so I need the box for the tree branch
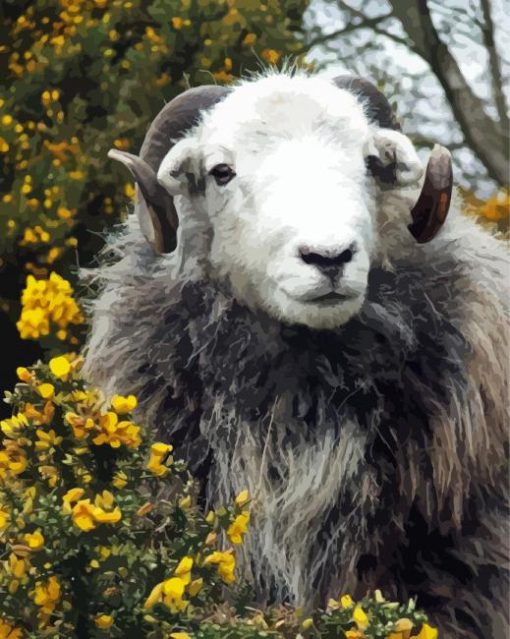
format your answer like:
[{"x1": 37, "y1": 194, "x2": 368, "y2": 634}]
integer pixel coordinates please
[
  {"x1": 301, "y1": 10, "x2": 393, "y2": 52},
  {"x1": 389, "y1": 0, "x2": 508, "y2": 186},
  {"x1": 478, "y1": 0, "x2": 509, "y2": 133},
  {"x1": 371, "y1": 26, "x2": 413, "y2": 49},
  {"x1": 304, "y1": 1, "x2": 414, "y2": 54},
  {"x1": 305, "y1": 0, "x2": 508, "y2": 186}
]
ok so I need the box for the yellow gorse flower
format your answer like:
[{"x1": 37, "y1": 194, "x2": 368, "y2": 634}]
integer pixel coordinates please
[
  {"x1": 162, "y1": 576, "x2": 188, "y2": 613},
  {"x1": 352, "y1": 606, "x2": 369, "y2": 630},
  {"x1": 49, "y1": 355, "x2": 72, "y2": 379},
  {"x1": 22, "y1": 401, "x2": 54, "y2": 425},
  {"x1": 37, "y1": 383, "x2": 54, "y2": 399},
  {"x1": 188, "y1": 577, "x2": 203, "y2": 597},
  {"x1": 94, "y1": 614, "x2": 114, "y2": 629},
  {"x1": 64, "y1": 408, "x2": 141, "y2": 449},
  {"x1": 0, "y1": 412, "x2": 28, "y2": 437},
  {"x1": 0, "y1": 619, "x2": 22, "y2": 639},
  {"x1": 144, "y1": 555, "x2": 197, "y2": 612},
  {"x1": 144, "y1": 577, "x2": 190, "y2": 612},
  {"x1": 111, "y1": 394, "x2": 137, "y2": 414},
  {"x1": 62, "y1": 487, "x2": 85, "y2": 511},
  {"x1": 17, "y1": 274, "x2": 84, "y2": 340},
  {"x1": 302, "y1": 618, "x2": 314, "y2": 630},
  {"x1": 35, "y1": 428, "x2": 63, "y2": 450},
  {"x1": 70, "y1": 388, "x2": 101, "y2": 406},
  {"x1": 92, "y1": 411, "x2": 141, "y2": 449},
  {"x1": 261, "y1": 48, "x2": 281, "y2": 64},
  {"x1": 33, "y1": 575, "x2": 61, "y2": 614},
  {"x1": 234, "y1": 489, "x2": 250, "y2": 507},
  {"x1": 38, "y1": 464, "x2": 58, "y2": 487},
  {"x1": 93, "y1": 490, "x2": 122, "y2": 523},
  {"x1": 71, "y1": 499, "x2": 98, "y2": 531},
  {"x1": 414, "y1": 624, "x2": 438, "y2": 639},
  {"x1": 64, "y1": 412, "x2": 95, "y2": 440},
  {"x1": 0, "y1": 504, "x2": 10, "y2": 530},
  {"x1": 63, "y1": 488, "x2": 122, "y2": 531},
  {"x1": 8, "y1": 553, "x2": 27, "y2": 579},
  {"x1": 73, "y1": 498, "x2": 121, "y2": 531},
  {"x1": 23, "y1": 486, "x2": 36, "y2": 514},
  {"x1": 112, "y1": 470, "x2": 128, "y2": 488},
  {"x1": 147, "y1": 442, "x2": 173, "y2": 476},
  {"x1": 144, "y1": 582, "x2": 164, "y2": 609},
  {"x1": 23, "y1": 529, "x2": 45, "y2": 550},
  {"x1": 0, "y1": 442, "x2": 28, "y2": 481},
  {"x1": 227, "y1": 511, "x2": 250, "y2": 545},
  {"x1": 16, "y1": 366, "x2": 33, "y2": 382},
  {"x1": 174, "y1": 556, "x2": 193, "y2": 585},
  {"x1": 203, "y1": 550, "x2": 236, "y2": 584},
  {"x1": 135, "y1": 501, "x2": 154, "y2": 517},
  {"x1": 179, "y1": 495, "x2": 192, "y2": 509}
]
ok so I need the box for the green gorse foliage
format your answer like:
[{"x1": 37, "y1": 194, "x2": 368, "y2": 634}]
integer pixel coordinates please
[{"x1": 0, "y1": 358, "x2": 439, "y2": 638}]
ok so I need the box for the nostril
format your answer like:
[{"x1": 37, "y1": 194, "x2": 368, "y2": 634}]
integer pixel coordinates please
[
  {"x1": 337, "y1": 247, "x2": 354, "y2": 264},
  {"x1": 299, "y1": 244, "x2": 356, "y2": 269}
]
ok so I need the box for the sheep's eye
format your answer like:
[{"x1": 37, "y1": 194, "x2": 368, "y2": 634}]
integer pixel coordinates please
[{"x1": 209, "y1": 163, "x2": 236, "y2": 186}]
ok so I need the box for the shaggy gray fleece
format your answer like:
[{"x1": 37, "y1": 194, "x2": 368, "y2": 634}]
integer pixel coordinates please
[{"x1": 83, "y1": 212, "x2": 509, "y2": 639}]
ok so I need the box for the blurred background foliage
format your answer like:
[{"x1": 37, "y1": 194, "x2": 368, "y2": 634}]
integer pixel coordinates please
[{"x1": 0, "y1": 0, "x2": 508, "y2": 416}]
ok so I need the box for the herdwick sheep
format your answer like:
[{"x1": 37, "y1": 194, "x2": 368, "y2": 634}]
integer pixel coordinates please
[{"x1": 83, "y1": 71, "x2": 509, "y2": 638}]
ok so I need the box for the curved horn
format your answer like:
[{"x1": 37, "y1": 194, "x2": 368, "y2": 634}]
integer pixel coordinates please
[
  {"x1": 107, "y1": 149, "x2": 179, "y2": 253},
  {"x1": 333, "y1": 75, "x2": 452, "y2": 243},
  {"x1": 408, "y1": 144, "x2": 453, "y2": 243},
  {"x1": 139, "y1": 85, "x2": 231, "y2": 172},
  {"x1": 109, "y1": 85, "x2": 230, "y2": 254},
  {"x1": 333, "y1": 75, "x2": 400, "y2": 131}
]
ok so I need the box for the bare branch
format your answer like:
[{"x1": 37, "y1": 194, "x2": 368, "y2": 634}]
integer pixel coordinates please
[
  {"x1": 305, "y1": 2, "x2": 411, "y2": 54},
  {"x1": 304, "y1": 0, "x2": 508, "y2": 186},
  {"x1": 301, "y1": 9, "x2": 393, "y2": 52},
  {"x1": 335, "y1": 0, "x2": 391, "y2": 22},
  {"x1": 389, "y1": 0, "x2": 508, "y2": 186},
  {"x1": 371, "y1": 26, "x2": 412, "y2": 49},
  {"x1": 478, "y1": 0, "x2": 509, "y2": 133}
]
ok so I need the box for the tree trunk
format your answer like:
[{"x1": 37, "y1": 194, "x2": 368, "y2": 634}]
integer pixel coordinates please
[{"x1": 389, "y1": 0, "x2": 508, "y2": 186}]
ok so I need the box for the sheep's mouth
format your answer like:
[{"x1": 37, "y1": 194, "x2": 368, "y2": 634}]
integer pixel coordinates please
[{"x1": 308, "y1": 292, "x2": 358, "y2": 305}]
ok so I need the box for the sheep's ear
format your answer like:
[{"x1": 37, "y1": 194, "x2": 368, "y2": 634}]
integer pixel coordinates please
[
  {"x1": 365, "y1": 129, "x2": 423, "y2": 187},
  {"x1": 366, "y1": 133, "x2": 453, "y2": 243},
  {"x1": 108, "y1": 149, "x2": 178, "y2": 254},
  {"x1": 157, "y1": 138, "x2": 203, "y2": 196}
]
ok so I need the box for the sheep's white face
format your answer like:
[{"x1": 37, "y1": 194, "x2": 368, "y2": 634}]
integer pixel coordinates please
[{"x1": 158, "y1": 75, "x2": 422, "y2": 329}]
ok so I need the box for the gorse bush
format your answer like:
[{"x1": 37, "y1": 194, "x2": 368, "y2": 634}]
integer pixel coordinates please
[
  {"x1": 0, "y1": 354, "x2": 252, "y2": 637},
  {"x1": 0, "y1": 355, "x2": 440, "y2": 638}
]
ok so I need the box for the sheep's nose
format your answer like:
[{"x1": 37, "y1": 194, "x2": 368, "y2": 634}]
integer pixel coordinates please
[{"x1": 299, "y1": 244, "x2": 356, "y2": 279}]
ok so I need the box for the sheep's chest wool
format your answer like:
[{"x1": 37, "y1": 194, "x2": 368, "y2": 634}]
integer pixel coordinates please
[
  {"x1": 84, "y1": 72, "x2": 509, "y2": 639},
  {"x1": 84, "y1": 225, "x2": 508, "y2": 638}
]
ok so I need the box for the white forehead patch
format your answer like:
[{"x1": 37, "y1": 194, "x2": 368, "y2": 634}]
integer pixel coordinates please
[{"x1": 199, "y1": 74, "x2": 371, "y2": 152}]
